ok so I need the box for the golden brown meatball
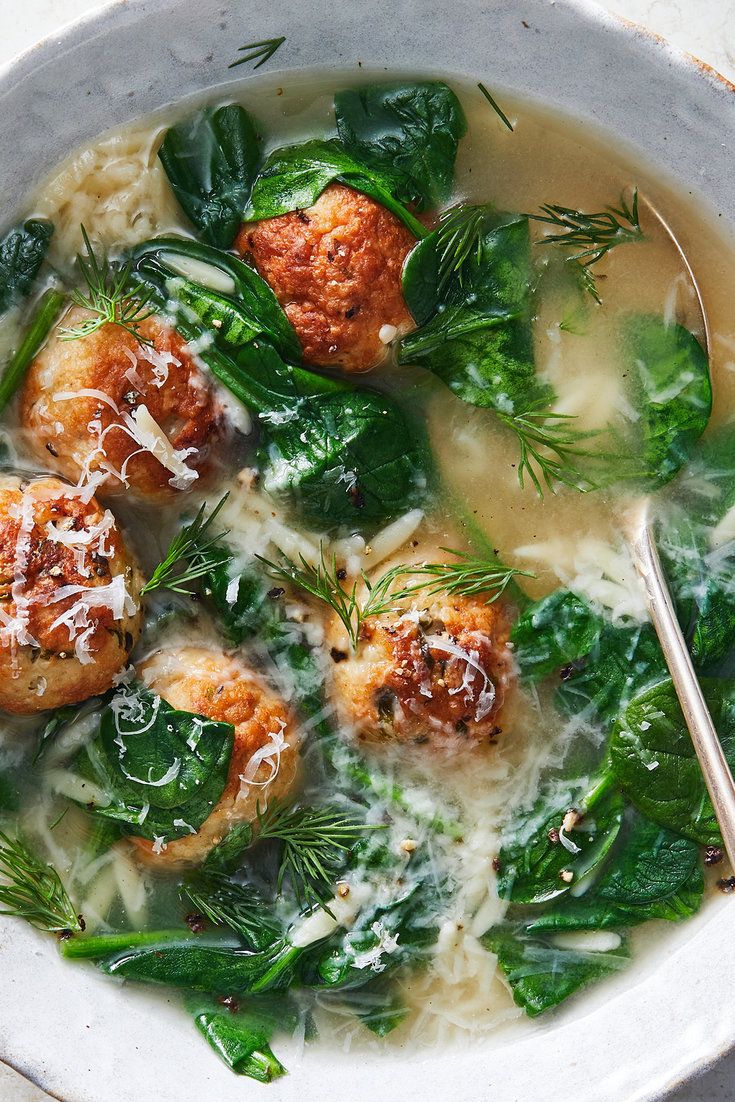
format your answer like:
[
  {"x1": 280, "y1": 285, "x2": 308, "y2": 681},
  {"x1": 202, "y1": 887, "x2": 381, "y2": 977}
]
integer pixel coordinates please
[
  {"x1": 20, "y1": 311, "x2": 227, "y2": 501},
  {"x1": 237, "y1": 183, "x2": 416, "y2": 373},
  {"x1": 327, "y1": 591, "x2": 514, "y2": 751},
  {"x1": 0, "y1": 475, "x2": 143, "y2": 714},
  {"x1": 129, "y1": 646, "x2": 297, "y2": 866}
]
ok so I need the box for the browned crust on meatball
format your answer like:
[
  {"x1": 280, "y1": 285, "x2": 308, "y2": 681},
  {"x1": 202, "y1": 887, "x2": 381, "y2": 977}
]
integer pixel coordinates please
[
  {"x1": 130, "y1": 647, "x2": 297, "y2": 867},
  {"x1": 20, "y1": 311, "x2": 226, "y2": 500},
  {"x1": 329, "y1": 595, "x2": 514, "y2": 750},
  {"x1": 237, "y1": 183, "x2": 416, "y2": 372},
  {"x1": 0, "y1": 476, "x2": 142, "y2": 714}
]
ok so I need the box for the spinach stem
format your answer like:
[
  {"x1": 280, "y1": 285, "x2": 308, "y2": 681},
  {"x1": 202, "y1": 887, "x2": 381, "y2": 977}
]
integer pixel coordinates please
[
  {"x1": 0, "y1": 289, "x2": 65, "y2": 413},
  {"x1": 59, "y1": 928, "x2": 212, "y2": 960},
  {"x1": 583, "y1": 770, "x2": 616, "y2": 812}
]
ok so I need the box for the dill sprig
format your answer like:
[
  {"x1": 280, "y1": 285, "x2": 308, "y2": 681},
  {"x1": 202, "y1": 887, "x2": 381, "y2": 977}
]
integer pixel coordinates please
[
  {"x1": 529, "y1": 190, "x2": 642, "y2": 300},
  {"x1": 435, "y1": 205, "x2": 486, "y2": 294},
  {"x1": 498, "y1": 407, "x2": 599, "y2": 496},
  {"x1": 141, "y1": 494, "x2": 230, "y2": 596},
  {"x1": 181, "y1": 875, "x2": 279, "y2": 949},
  {"x1": 477, "y1": 82, "x2": 514, "y2": 132},
  {"x1": 0, "y1": 831, "x2": 83, "y2": 934},
  {"x1": 228, "y1": 36, "x2": 286, "y2": 70},
  {"x1": 256, "y1": 800, "x2": 369, "y2": 910},
  {"x1": 60, "y1": 226, "x2": 155, "y2": 345},
  {"x1": 258, "y1": 548, "x2": 529, "y2": 650}
]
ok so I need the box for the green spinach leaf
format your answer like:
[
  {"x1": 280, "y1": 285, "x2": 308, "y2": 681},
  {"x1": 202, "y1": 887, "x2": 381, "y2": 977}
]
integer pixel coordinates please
[
  {"x1": 244, "y1": 138, "x2": 426, "y2": 237},
  {"x1": 510, "y1": 588, "x2": 667, "y2": 724},
  {"x1": 0, "y1": 771, "x2": 20, "y2": 813},
  {"x1": 610, "y1": 677, "x2": 735, "y2": 843},
  {"x1": 99, "y1": 936, "x2": 301, "y2": 994},
  {"x1": 199, "y1": 549, "x2": 279, "y2": 647},
  {"x1": 304, "y1": 860, "x2": 439, "y2": 991},
  {"x1": 510, "y1": 589, "x2": 603, "y2": 683},
  {"x1": 76, "y1": 683, "x2": 234, "y2": 842},
  {"x1": 334, "y1": 81, "x2": 466, "y2": 210},
  {"x1": 483, "y1": 925, "x2": 629, "y2": 1017},
  {"x1": 158, "y1": 105, "x2": 261, "y2": 248},
  {"x1": 524, "y1": 813, "x2": 703, "y2": 931},
  {"x1": 496, "y1": 778, "x2": 624, "y2": 904},
  {"x1": 189, "y1": 994, "x2": 287, "y2": 1081},
  {"x1": 662, "y1": 435, "x2": 735, "y2": 670},
  {"x1": 187, "y1": 993, "x2": 308, "y2": 1082},
  {"x1": 214, "y1": 339, "x2": 431, "y2": 530},
  {"x1": 0, "y1": 289, "x2": 65, "y2": 414},
  {"x1": 0, "y1": 219, "x2": 54, "y2": 314},
  {"x1": 623, "y1": 315, "x2": 711, "y2": 488},
  {"x1": 132, "y1": 236, "x2": 300, "y2": 362},
  {"x1": 398, "y1": 209, "x2": 546, "y2": 415},
  {"x1": 556, "y1": 620, "x2": 668, "y2": 724}
]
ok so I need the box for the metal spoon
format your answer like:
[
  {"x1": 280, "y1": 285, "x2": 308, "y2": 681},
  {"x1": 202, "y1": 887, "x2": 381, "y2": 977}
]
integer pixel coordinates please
[{"x1": 626, "y1": 192, "x2": 735, "y2": 870}]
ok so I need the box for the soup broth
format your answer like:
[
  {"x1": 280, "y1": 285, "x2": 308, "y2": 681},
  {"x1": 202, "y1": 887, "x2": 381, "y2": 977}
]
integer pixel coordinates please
[{"x1": 0, "y1": 70, "x2": 733, "y2": 1073}]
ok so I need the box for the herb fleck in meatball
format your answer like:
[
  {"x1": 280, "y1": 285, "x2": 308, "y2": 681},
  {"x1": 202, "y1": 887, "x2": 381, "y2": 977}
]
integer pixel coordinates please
[
  {"x1": 327, "y1": 592, "x2": 514, "y2": 750},
  {"x1": 237, "y1": 183, "x2": 416, "y2": 373},
  {"x1": 0, "y1": 476, "x2": 143, "y2": 714},
  {"x1": 129, "y1": 646, "x2": 297, "y2": 866},
  {"x1": 20, "y1": 312, "x2": 227, "y2": 500}
]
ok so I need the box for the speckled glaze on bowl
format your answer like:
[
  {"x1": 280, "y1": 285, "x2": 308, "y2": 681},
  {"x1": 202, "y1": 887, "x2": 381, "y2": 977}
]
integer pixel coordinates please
[{"x1": 1, "y1": 1, "x2": 735, "y2": 1099}]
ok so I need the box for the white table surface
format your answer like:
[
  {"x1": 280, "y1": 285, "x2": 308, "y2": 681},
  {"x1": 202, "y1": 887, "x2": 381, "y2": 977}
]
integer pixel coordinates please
[{"x1": 0, "y1": 0, "x2": 732, "y2": 1099}]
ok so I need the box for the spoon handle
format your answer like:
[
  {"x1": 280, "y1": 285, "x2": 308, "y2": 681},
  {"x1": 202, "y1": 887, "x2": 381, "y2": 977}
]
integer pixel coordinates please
[{"x1": 630, "y1": 520, "x2": 735, "y2": 871}]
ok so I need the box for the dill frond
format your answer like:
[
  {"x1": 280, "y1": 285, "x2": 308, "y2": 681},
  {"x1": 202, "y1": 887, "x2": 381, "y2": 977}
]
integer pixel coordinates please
[
  {"x1": 141, "y1": 494, "x2": 230, "y2": 596},
  {"x1": 258, "y1": 548, "x2": 530, "y2": 650},
  {"x1": 498, "y1": 407, "x2": 600, "y2": 495},
  {"x1": 228, "y1": 36, "x2": 286, "y2": 70},
  {"x1": 181, "y1": 876, "x2": 278, "y2": 948},
  {"x1": 477, "y1": 82, "x2": 514, "y2": 132},
  {"x1": 529, "y1": 190, "x2": 642, "y2": 300},
  {"x1": 434, "y1": 205, "x2": 486, "y2": 294},
  {"x1": 256, "y1": 800, "x2": 369, "y2": 910},
  {"x1": 59, "y1": 226, "x2": 155, "y2": 345},
  {"x1": 0, "y1": 831, "x2": 83, "y2": 934}
]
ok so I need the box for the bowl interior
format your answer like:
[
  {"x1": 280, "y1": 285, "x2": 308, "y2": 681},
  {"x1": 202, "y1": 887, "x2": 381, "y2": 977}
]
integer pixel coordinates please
[{"x1": 2, "y1": 2, "x2": 735, "y2": 1100}]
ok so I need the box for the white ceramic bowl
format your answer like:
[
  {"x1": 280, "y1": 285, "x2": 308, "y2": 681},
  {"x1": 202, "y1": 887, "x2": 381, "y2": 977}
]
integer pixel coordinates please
[{"x1": 2, "y1": 1, "x2": 735, "y2": 1099}]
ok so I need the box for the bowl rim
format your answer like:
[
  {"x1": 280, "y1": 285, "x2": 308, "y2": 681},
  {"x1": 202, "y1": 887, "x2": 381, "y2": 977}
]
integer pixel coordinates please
[{"x1": 1, "y1": 1, "x2": 735, "y2": 1100}]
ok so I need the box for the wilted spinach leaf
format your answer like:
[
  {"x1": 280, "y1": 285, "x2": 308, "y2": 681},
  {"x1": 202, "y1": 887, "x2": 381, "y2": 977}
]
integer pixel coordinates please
[
  {"x1": 33, "y1": 694, "x2": 106, "y2": 764},
  {"x1": 0, "y1": 770, "x2": 20, "y2": 813},
  {"x1": 0, "y1": 219, "x2": 53, "y2": 314},
  {"x1": 623, "y1": 315, "x2": 711, "y2": 488},
  {"x1": 187, "y1": 992, "x2": 307, "y2": 1081},
  {"x1": 244, "y1": 138, "x2": 425, "y2": 237},
  {"x1": 610, "y1": 677, "x2": 735, "y2": 844},
  {"x1": 200, "y1": 549, "x2": 278, "y2": 647},
  {"x1": 483, "y1": 925, "x2": 629, "y2": 1017},
  {"x1": 350, "y1": 981, "x2": 409, "y2": 1037},
  {"x1": 132, "y1": 236, "x2": 300, "y2": 363},
  {"x1": 496, "y1": 779, "x2": 624, "y2": 904},
  {"x1": 100, "y1": 936, "x2": 300, "y2": 994},
  {"x1": 76, "y1": 683, "x2": 234, "y2": 842},
  {"x1": 399, "y1": 209, "x2": 546, "y2": 416},
  {"x1": 334, "y1": 81, "x2": 466, "y2": 210},
  {"x1": 510, "y1": 588, "x2": 667, "y2": 724},
  {"x1": 556, "y1": 620, "x2": 668, "y2": 725},
  {"x1": 302, "y1": 845, "x2": 440, "y2": 990},
  {"x1": 661, "y1": 435, "x2": 735, "y2": 670},
  {"x1": 510, "y1": 589, "x2": 603, "y2": 683},
  {"x1": 524, "y1": 813, "x2": 703, "y2": 931},
  {"x1": 209, "y1": 338, "x2": 431, "y2": 530},
  {"x1": 158, "y1": 105, "x2": 261, "y2": 248}
]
